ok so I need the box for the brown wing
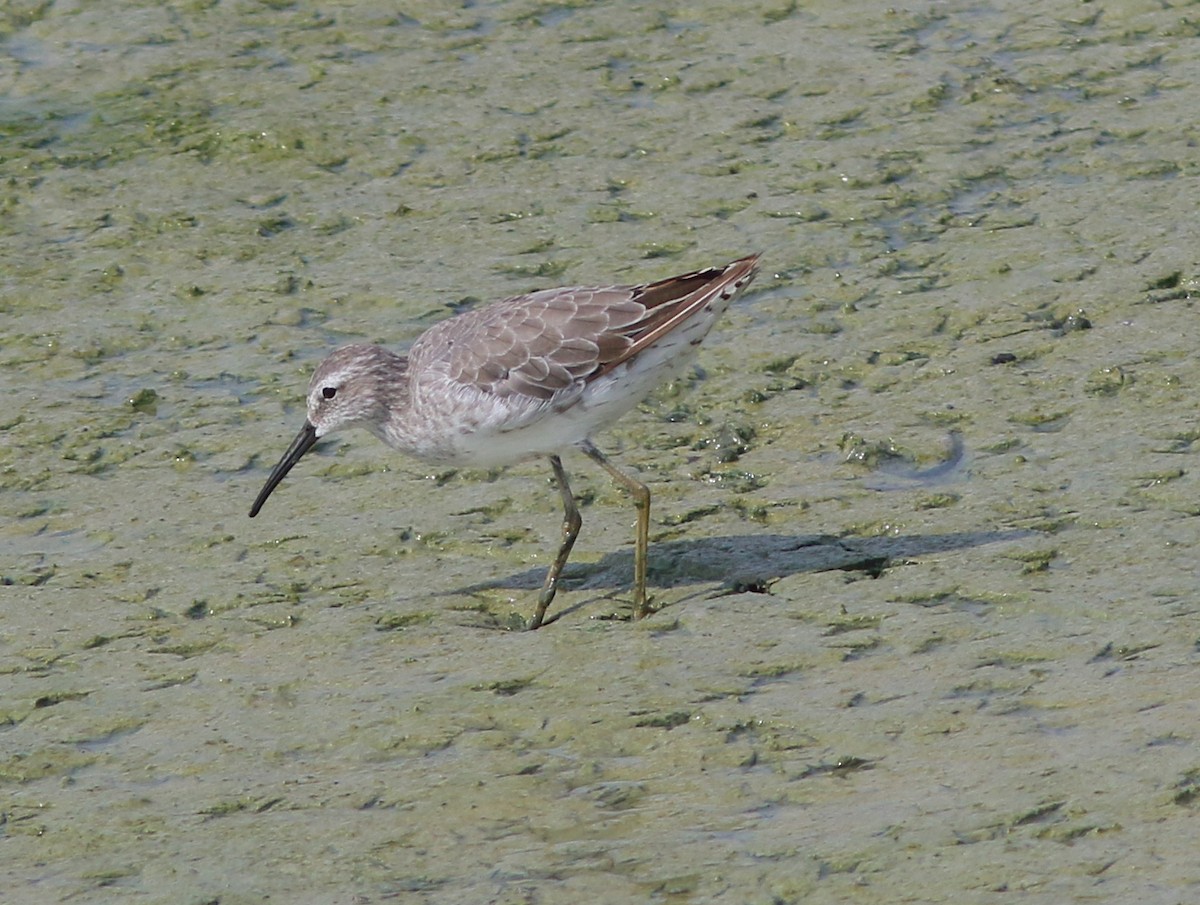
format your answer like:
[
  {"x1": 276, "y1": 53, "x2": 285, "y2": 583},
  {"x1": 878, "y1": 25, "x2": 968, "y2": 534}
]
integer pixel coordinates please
[
  {"x1": 413, "y1": 287, "x2": 644, "y2": 400},
  {"x1": 411, "y1": 254, "x2": 761, "y2": 400},
  {"x1": 595, "y1": 253, "x2": 760, "y2": 378}
]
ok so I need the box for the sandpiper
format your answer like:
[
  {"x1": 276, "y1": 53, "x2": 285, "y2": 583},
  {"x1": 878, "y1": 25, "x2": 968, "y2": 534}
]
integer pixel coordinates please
[{"x1": 250, "y1": 253, "x2": 761, "y2": 628}]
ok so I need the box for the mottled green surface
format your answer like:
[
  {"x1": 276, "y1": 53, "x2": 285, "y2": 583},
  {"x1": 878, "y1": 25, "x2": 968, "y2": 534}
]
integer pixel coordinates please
[{"x1": 2, "y1": 0, "x2": 1199, "y2": 902}]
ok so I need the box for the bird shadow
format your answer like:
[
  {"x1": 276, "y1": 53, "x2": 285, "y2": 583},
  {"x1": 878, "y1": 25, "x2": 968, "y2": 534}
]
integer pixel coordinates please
[{"x1": 446, "y1": 527, "x2": 1031, "y2": 619}]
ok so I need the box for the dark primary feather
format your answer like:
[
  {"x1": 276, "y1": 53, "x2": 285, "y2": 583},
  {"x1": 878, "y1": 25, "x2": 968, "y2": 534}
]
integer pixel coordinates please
[{"x1": 411, "y1": 256, "x2": 759, "y2": 401}]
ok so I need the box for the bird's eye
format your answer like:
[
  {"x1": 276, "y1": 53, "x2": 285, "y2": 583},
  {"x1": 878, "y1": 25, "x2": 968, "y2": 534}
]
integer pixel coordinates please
[{"x1": 322, "y1": 387, "x2": 337, "y2": 400}]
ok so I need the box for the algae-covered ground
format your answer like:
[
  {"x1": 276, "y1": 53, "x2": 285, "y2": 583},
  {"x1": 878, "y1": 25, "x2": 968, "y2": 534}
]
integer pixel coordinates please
[{"x1": 2, "y1": 1, "x2": 1198, "y2": 902}]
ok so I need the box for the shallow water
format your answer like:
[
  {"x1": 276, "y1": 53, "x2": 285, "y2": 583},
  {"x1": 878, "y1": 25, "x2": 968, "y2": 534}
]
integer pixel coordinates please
[{"x1": 3, "y1": 1, "x2": 1199, "y2": 902}]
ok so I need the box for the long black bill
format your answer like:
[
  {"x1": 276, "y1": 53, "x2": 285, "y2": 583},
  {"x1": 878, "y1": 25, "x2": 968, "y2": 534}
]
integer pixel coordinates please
[{"x1": 249, "y1": 421, "x2": 319, "y2": 517}]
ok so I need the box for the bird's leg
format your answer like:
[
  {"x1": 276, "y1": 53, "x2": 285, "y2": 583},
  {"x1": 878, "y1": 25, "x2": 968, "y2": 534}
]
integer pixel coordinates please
[
  {"x1": 530, "y1": 455, "x2": 582, "y2": 630},
  {"x1": 580, "y1": 439, "x2": 651, "y2": 620}
]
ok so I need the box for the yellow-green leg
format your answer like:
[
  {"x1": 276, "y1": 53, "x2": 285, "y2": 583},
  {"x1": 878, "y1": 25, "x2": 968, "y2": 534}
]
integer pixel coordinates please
[
  {"x1": 581, "y1": 439, "x2": 651, "y2": 620},
  {"x1": 530, "y1": 455, "x2": 582, "y2": 630}
]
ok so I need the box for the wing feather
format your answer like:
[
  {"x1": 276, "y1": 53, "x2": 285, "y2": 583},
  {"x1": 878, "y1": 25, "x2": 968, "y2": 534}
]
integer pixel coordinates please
[{"x1": 408, "y1": 254, "x2": 760, "y2": 402}]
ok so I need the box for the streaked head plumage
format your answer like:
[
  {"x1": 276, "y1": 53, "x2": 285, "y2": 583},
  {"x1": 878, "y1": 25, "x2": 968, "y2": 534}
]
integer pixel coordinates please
[{"x1": 305, "y1": 344, "x2": 407, "y2": 437}]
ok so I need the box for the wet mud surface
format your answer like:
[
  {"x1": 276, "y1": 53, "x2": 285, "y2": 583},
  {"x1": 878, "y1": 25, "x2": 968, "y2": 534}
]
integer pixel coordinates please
[{"x1": 2, "y1": 1, "x2": 1199, "y2": 902}]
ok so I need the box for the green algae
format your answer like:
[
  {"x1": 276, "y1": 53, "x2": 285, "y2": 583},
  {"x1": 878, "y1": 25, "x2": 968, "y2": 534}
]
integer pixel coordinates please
[{"x1": 2, "y1": 0, "x2": 1200, "y2": 902}]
